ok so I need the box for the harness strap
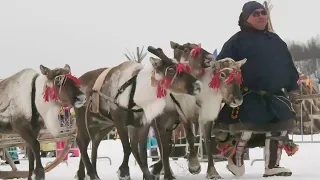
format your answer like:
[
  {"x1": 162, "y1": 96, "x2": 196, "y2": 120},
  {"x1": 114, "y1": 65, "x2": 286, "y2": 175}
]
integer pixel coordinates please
[
  {"x1": 95, "y1": 75, "x2": 143, "y2": 113},
  {"x1": 164, "y1": 93, "x2": 187, "y2": 132},
  {"x1": 127, "y1": 75, "x2": 140, "y2": 126}
]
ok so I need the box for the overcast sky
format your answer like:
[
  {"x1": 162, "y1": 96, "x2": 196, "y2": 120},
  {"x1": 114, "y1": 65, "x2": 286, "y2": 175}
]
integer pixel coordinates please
[{"x1": 0, "y1": 0, "x2": 319, "y2": 77}]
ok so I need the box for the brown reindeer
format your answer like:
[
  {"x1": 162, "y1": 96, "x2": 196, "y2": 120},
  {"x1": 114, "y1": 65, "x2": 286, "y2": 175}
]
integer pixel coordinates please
[
  {"x1": 149, "y1": 42, "x2": 247, "y2": 180},
  {"x1": 0, "y1": 64, "x2": 86, "y2": 180},
  {"x1": 74, "y1": 46, "x2": 202, "y2": 180}
]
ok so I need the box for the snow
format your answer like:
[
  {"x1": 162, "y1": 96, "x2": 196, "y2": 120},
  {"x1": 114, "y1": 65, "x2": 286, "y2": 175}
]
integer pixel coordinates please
[{"x1": 2, "y1": 135, "x2": 320, "y2": 180}]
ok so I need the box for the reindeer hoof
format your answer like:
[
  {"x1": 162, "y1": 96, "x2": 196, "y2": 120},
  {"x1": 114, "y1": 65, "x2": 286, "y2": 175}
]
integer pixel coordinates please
[
  {"x1": 84, "y1": 174, "x2": 100, "y2": 180},
  {"x1": 163, "y1": 175, "x2": 176, "y2": 180},
  {"x1": 143, "y1": 174, "x2": 159, "y2": 180},
  {"x1": 205, "y1": 174, "x2": 223, "y2": 180},
  {"x1": 29, "y1": 168, "x2": 45, "y2": 180},
  {"x1": 189, "y1": 163, "x2": 201, "y2": 175},
  {"x1": 206, "y1": 169, "x2": 222, "y2": 179},
  {"x1": 117, "y1": 169, "x2": 131, "y2": 180}
]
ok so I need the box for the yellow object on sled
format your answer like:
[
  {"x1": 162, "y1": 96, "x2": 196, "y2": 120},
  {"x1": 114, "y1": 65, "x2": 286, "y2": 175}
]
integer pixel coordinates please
[{"x1": 40, "y1": 142, "x2": 56, "y2": 152}]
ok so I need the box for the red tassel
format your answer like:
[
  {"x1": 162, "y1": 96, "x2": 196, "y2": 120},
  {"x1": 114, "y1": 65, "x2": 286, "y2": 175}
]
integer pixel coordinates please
[
  {"x1": 236, "y1": 72, "x2": 242, "y2": 85},
  {"x1": 185, "y1": 65, "x2": 191, "y2": 73},
  {"x1": 226, "y1": 72, "x2": 235, "y2": 83},
  {"x1": 225, "y1": 71, "x2": 242, "y2": 85},
  {"x1": 217, "y1": 143, "x2": 233, "y2": 157},
  {"x1": 43, "y1": 86, "x2": 50, "y2": 102},
  {"x1": 176, "y1": 64, "x2": 192, "y2": 74},
  {"x1": 156, "y1": 77, "x2": 171, "y2": 98},
  {"x1": 52, "y1": 87, "x2": 58, "y2": 101},
  {"x1": 176, "y1": 64, "x2": 186, "y2": 74},
  {"x1": 191, "y1": 47, "x2": 201, "y2": 57},
  {"x1": 209, "y1": 71, "x2": 221, "y2": 89},
  {"x1": 43, "y1": 85, "x2": 59, "y2": 102},
  {"x1": 156, "y1": 81, "x2": 167, "y2": 98},
  {"x1": 66, "y1": 73, "x2": 81, "y2": 87}
]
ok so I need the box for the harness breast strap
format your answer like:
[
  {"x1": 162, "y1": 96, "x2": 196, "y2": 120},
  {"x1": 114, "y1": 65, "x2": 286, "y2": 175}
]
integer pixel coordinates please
[{"x1": 91, "y1": 68, "x2": 112, "y2": 113}]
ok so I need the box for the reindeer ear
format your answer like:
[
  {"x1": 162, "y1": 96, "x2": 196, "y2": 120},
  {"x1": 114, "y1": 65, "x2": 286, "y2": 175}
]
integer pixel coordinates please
[
  {"x1": 170, "y1": 41, "x2": 180, "y2": 49},
  {"x1": 64, "y1": 64, "x2": 71, "y2": 72},
  {"x1": 236, "y1": 58, "x2": 247, "y2": 68},
  {"x1": 150, "y1": 57, "x2": 163, "y2": 69},
  {"x1": 40, "y1": 65, "x2": 51, "y2": 75}
]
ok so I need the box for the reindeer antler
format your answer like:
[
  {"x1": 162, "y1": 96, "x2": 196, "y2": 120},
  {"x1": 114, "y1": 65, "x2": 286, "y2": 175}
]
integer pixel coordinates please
[
  {"x1": 136, "y1": 47, "x2": 147, "y2": 63},
  {"x1": 124, "y1": 46, "x2": 148, "y2": 64},
  {"x1": 147, "y1": 46, "x2": 172, "y2": 64}
]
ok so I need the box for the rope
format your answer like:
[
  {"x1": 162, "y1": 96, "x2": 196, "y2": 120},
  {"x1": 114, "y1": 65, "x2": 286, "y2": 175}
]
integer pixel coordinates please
[{"x1": 85, "y1": 101, "x2": 93, "y2": 141}]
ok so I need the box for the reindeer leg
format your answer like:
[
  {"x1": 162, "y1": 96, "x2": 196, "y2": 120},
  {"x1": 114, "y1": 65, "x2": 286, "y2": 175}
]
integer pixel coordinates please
[
  {"x1": 91, "y1": 126, "x2": 113, "y2": 175},
  {"x1": 184, "y1": 120, "x2": 201, "y2": 174},
  {"x1": 76, "y1": 133, "x2": 100, "y2": 180},
  {"x1": 26, "y1": 147, "x2": 35, "y2": 180},
  {"x1": 114, "y1": 124, "x2": 132, "y2": 180},
  {"x1": 32, "y1": 140, "x2": 45, "y2": 180},
  {"x1": 15, "y1": 124, "x2": 44, "y2": 180},
  {"x1": 154, "y1": 119, "x2": 175, "y2": 180},
  {"x1": 150, "y1": 123, "x2": 164, "y2": 177},
  {"x1": 138, "y1": 123, "x2": 158, "y2": 180},
  {"x1": 75, "y1": 156, "x2": 86, "y2": 180},
  {"x1": 203, "y1": 121, "x2": 222, "y2": 179}
]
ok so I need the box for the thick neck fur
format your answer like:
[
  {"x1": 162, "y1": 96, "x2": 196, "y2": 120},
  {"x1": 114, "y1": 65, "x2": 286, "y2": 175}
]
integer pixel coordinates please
[
  {"x1": 133, "y1": 68, "x2": 166, "y2": 125},
  {"x1": 196, "y1": 68, "x2": 223, "y2": 124},
  {"x1": 34, "y1": 75, "x2": 61, "y2": 137},
  {"x1": 166, "y1": 93, "x2": 198, "y2": 122}
]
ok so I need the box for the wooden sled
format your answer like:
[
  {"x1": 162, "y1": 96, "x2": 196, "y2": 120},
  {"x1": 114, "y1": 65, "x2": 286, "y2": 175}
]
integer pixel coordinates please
[{"x1": 0, "y1": 117, "x2": 77, "y2": 179}]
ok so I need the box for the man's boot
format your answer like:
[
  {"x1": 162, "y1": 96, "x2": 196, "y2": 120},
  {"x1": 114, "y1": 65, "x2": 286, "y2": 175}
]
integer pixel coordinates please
[
  {"x1": 226, "y1": 131, "x2": 252, "y2": 177},
  {"x1": 263, "y1": 131, "x2": 292, "y2": 177}
]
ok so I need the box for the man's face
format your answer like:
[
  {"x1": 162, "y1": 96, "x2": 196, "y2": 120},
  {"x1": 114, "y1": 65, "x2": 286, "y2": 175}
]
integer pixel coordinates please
[{"x1": 246, "y1": 8, "x2": 268, "y2": 30}]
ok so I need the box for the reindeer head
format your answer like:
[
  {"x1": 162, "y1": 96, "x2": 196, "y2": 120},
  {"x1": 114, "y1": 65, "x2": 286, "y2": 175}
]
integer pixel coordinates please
[
  {"x1": 170, "y1": 41, "x2": 246, "y2": 107},
  {"x1": 39, "y1": 64, "x2": 86, "y2": 108},
  {"x1": 209, "y1": 58, "x2": 247, "y2": 107},
  {"x1": 170, "y1": 41, "x2": 213, "y2": 78},
  {"x1": 148, "y1": 46, "x2": 202, "y2": 98}
]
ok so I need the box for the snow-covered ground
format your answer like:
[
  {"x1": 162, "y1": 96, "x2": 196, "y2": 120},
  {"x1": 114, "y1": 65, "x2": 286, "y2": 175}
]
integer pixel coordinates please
[{"x1": 2, "y1": 135, "x2": 320, "y2": 180}]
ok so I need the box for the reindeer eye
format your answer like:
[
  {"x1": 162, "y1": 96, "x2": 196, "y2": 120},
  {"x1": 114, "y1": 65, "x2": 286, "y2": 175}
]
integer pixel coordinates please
[
  {"x1": 167, "y1": 67, "x2": 176, "y2": 75},
  {"x1": 54, "y1": 75, "x2": 65, "y2": 86},
  {"x1": 220, "y1": 72, "x2": 226, "y2": 78}
]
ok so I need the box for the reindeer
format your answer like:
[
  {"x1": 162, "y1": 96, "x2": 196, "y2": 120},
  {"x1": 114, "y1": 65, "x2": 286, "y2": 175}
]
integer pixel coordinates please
[
  {"x1": 74, "y1": 46, "x2": 202, "y2": 180},
  {"x1": 148, "y1": 42, "x2": 247, "y2": 180},
  {"x1": 0, "y1": 64, "x2": 86, "y2": 180}
]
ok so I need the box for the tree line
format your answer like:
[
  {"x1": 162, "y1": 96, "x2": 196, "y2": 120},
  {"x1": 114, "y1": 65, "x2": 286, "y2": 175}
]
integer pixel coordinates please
[
  {"x1": 288, "y1": 35, "x2": 320, "y2": 62},
  {"x1": 288, "y1": 35, "x2": 320, "y2": 76}
]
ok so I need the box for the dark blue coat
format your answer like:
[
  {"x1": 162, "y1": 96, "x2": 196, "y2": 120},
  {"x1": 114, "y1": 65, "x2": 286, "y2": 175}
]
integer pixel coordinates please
[{"x1": 216, "y1": 28, "x2": 299, "y2": 129}]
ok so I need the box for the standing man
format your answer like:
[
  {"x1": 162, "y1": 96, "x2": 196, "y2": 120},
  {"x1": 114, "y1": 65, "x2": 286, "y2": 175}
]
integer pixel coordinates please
[{"x1": 215, "y1": 1, "x2": 300, "y2": 177}]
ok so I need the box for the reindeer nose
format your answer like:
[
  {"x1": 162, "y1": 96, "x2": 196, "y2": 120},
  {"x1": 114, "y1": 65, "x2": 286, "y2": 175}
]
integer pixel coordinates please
[
  {"x1": 230, "y1": 98, "x2": 243, "y2": 107},
  {"x1": 74, "y1": 94, "x2": 87, "y2": 108},
  {"x1": 192, "y1": 80, "x2": 202, "y2": 95}
]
